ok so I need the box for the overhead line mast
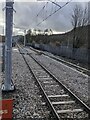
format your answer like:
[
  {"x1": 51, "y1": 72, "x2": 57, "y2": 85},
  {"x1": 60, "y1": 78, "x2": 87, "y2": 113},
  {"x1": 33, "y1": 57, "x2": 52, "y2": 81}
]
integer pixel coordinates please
[{"x1": 2, "y1": 0, "x2": 15, "y2": 91}]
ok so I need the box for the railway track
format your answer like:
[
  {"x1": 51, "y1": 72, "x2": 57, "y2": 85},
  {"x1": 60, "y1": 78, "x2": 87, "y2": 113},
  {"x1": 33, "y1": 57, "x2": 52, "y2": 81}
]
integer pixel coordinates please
[
  {"x1": 29, "y1": 46, "x2": 90, "y2": 76},
  {"x1": 18, "y1": 45, "x2": 90, "y2": 120}
]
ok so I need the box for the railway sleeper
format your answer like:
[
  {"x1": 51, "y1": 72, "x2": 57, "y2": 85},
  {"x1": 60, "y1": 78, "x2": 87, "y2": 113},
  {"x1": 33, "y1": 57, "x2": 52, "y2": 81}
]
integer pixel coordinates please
[
  {"x1": 52, "y1": 101, "x2": 75, "y2": 105},
  {"x1": 18, "y1": 46, "x2": 90, "y2": 120},
  {"x1": 43, "y1": 81, "x2": 55, "y2": 84},
  {"x1": 48, "y1": 94, "x2": 74, "y2": 102},
  {"x1": 48, "y1": 94, "x2": 69, "y2": 98},
  {"x1": 58, "y1": 109, "x2": 88, "y2": 119}
]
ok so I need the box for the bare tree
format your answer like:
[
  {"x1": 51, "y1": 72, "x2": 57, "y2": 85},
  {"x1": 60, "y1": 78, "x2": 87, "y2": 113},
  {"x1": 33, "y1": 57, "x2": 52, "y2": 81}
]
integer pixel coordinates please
[
  {"x1": 44, "y1": 29, "x2": 53, "y2": 35},
  {"x1": 27, "y1": 29, "x2": 32, "y2": 35},
  {"x1": 71, "y1": 4, "x2": 88, "y2": 58},
  {"x1": 37, "y1": 29, "x2": 42, "y2": 35},
  {"x1": 71, "y1": 4, "x2": 88, "y2": 29},
  {"x1": 49, "y1": 29, "x2": 53, "y2": 35},
  {"x1": 82, "y1": 7, "x2": 88, "y2": 26}
]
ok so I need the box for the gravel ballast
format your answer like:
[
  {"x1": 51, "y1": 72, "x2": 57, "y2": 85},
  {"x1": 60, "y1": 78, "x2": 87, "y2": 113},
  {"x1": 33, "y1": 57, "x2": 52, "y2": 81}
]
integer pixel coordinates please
[
  {"x1": 2, "y1": 48, "x2": 51, "y2": 119},
  {"x1": 27, "y1": 49, "x2": 89, "y2": 105},
  {"x1": 1, "y1": 46, "x2": 89, "y2": 119}
]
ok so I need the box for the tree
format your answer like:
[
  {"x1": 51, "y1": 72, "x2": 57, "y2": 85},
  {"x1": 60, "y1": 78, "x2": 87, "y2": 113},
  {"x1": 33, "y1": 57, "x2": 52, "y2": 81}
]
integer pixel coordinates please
[
  {"x1": 37, "y1": 29, "x2": 42, "y2": 35},
  {"x1": 44, "y1": 29, "x2": 53, "y2": 35},
  {"x1": 71, "y1": 4, "x2": 88, "y2": 58},
  {"x1": 49, "y1": 29, "x2": 53, "y2": 35},
  {"x1": 44, "y1": 29, "x2": 49, "y2": 35},
  {"x1": 71, "y1": 4, "x2": 88, "y2": 47},
  {"x1": 71, "y1": 4, "x2": 88, "y2": 29},
  {"x1": 27, "y1": 29, "x2": 32, "y2": 35},
  {"x1": 33, "y1": 29, "x2": 37, "y2": 35}
]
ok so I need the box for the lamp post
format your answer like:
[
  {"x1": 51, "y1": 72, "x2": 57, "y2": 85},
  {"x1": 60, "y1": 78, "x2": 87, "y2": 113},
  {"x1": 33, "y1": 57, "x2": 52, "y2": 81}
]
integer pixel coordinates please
[{"x1": 1, "y1": 0, "x2": 15, "y2": 91}]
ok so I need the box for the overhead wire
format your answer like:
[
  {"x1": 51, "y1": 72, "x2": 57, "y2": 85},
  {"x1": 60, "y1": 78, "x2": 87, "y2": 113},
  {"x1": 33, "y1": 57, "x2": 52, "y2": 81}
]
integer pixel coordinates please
[
  {"x1": 36, "y1": 2, "x2": 49, "y2": 17},
  {"x1": 30, "y1": 1, "x2": 49, "y2": 26},
  {"x1": 44, "y1": 2, "x2": 48, "y2": 18},
  {"x1": 50, "y1": 1, "x2": 54, "y2": 14},
  {"x1": 36, "y1": 0, "x2": 72, "y2": 26},
  {"x1": 48, "y1": 0, "x2": 61, "y2": 8},
  {"x1": 13, "y1": 0, "x2": 72, "y2": 32},
  {"x1": 54, "y1": 0, "x2": 57, "y2": 11},
  {"x1": 14, "y1": 2, "x2": 49, "y2": 31}
]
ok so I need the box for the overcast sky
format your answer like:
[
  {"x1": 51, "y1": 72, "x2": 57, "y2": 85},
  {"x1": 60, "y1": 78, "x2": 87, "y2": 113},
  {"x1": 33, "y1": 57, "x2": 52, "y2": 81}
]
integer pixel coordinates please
[{"x1": 0, "y1": 0, "x2": 89, "y2": 35}]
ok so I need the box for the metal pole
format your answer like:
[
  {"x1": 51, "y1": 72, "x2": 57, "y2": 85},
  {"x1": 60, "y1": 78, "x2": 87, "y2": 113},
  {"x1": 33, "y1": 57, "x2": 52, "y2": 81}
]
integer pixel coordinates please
[
  {"x1": 24, "y1": 30, "x2": 26, "y2": 46},
  {"x1": 2, "y1": 43, "x2": 5, "y2": 72},
  {"x1": 2, "y1": 0, "x2": 15, "y2": 91}
]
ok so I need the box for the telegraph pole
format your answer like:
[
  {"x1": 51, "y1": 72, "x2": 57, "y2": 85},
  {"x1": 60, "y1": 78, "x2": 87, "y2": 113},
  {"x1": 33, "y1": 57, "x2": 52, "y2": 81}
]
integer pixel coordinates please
[{"x1": 2, "y1": 0, "x2": 15, "y2": 91}]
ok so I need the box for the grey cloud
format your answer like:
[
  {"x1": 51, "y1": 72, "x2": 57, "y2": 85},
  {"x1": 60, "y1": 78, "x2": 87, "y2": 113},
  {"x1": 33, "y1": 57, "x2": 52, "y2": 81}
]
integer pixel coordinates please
[
  {"x1": 13, "y1": 2, "x2": 77, "y2": 32},
  {"x1": 0, "y1": 1, "x2": 88, "y2": 35}
]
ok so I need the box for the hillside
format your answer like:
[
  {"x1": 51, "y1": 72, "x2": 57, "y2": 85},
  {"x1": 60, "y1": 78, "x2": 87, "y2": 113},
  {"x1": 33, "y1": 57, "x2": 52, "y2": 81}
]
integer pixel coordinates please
[{"x1": 26, "y1": 25, "x2": 89, "y2": 49}]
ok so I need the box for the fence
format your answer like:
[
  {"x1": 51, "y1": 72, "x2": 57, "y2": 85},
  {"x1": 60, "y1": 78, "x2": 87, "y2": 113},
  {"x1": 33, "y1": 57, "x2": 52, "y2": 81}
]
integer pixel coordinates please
[{"x1": 38, "y1": 44, "x2": 89, "y2": 64}]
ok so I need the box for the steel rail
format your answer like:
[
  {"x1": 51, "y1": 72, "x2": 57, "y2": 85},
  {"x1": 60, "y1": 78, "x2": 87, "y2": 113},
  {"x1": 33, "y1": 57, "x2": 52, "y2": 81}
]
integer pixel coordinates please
[
  {"x1": 29, "y1": 47, "x2": 90, "y2": 76},
  {"x1": 17, "y1": 44, "x2": 60, "y2": 120},
  {"x1": 27, "y1": 52, "x2": 90, "y2": 116},
  {"x1": 44, "y1": 53, "x2": 90, "y2": 75},
  {"x1": 18, "y1": 44, "x2": 90, "y2": 119}
]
